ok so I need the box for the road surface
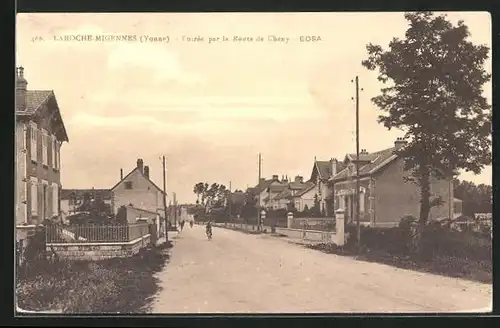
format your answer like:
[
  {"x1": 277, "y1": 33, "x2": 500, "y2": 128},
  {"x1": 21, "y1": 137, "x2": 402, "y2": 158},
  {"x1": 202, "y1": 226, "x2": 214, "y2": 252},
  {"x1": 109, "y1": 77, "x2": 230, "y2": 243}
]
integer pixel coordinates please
[{"x1": 151, "y1": 225, "x2": 492, "y2": 313}]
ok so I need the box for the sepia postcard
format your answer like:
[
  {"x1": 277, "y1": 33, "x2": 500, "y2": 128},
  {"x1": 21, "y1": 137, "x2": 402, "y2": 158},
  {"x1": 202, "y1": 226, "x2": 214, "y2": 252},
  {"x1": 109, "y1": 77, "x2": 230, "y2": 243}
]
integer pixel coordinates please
[{"x1": 15, "y1": 12, "x2": 492, "y2": 315}]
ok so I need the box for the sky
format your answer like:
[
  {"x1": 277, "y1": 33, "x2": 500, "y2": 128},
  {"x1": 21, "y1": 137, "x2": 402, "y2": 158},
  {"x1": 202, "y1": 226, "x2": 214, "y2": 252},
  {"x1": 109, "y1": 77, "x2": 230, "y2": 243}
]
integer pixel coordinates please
[{"x1": 16, "y1": 12, "x2": 492, "y2": 203}]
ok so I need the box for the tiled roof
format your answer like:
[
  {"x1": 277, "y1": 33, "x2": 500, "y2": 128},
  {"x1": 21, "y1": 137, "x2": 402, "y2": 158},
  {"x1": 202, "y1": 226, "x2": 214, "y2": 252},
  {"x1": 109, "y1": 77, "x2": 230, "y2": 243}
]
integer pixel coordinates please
[
  {"x1": 289, "y1": 181, "x2": 306, "y2": 190},
  {"x1": 268, "y1": 183, "x2": 287, "y2": 193},
  {"x1": 253, "y1": 179, "x2": 274, "y2": 193},
  {"x1": 110, "y1": 166, "x2": 165, "y2": 194},
  {"x1": 292, "y1": 181, "x2": 316, "y2": 197},
  {"x1": 333, "y1": 147, "x2": 397, "y2": 181},
  {"x1": 16, "y1": 90, "x2": 69, "y2": 142},
  {"x1": 274, "y1": 189, "x2": 292, "y2": 200},
  {"x1": 61, "y1": 188, "x2": 112, "y2": 200},
  {"x1": 316, "y1": 161, "x2": 332, "y2": 179}
]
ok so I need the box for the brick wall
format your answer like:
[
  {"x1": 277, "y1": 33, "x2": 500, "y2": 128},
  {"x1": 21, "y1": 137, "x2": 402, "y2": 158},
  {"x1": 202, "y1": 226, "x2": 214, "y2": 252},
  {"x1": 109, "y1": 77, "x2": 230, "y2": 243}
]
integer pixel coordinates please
[{"x1": 46, "y1": 235, "x2": 151, "y2": 261}]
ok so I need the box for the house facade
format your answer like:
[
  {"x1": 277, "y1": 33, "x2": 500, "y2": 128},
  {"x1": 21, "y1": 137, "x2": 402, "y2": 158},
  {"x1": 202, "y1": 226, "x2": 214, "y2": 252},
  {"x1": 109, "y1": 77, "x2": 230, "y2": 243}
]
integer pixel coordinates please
[
  {"x1": 330, "y1": 138, "x2": 454, "y2": 227},
  {"x1": 110, "y1": 159, "x2": 166, "y2": 220},
  {"x1": 288, "y1": 181, "x2": 316, "y2": 212},
  {"x1": 309, "y1": 158, "x2": 345, "y2": 216},
  {"x1": 15, "y1": 67, "x2": 69, "y2": 231}
]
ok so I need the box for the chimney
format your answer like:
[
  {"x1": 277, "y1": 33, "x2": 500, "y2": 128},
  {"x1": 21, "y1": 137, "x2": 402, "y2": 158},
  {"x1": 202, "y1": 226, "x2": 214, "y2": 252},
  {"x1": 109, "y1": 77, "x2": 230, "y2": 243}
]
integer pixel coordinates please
[
  {"x1": 259, "y1": 178, "x2": 265, "y2": 183},
  {"x1": 330, "y1": 158, "x2": 338, "y2": 177},
  {"x1": 295, "y1": 175, "x2": 304, "y2": 183},
  {"x1": 144, "y1": 166, "x2": 150, "y2": 178},
  {"x1": 16, "y1": 67, "x2": 28, "y2": 111},
  {"x1": 120, "y1": 168, "x2": 123, "y2": 180},
  {"x1": 394, "y1": 137, "x2": 408, "y2": 150},
  {"x1": 360, "y1": 149, "x2": 368, "y2": 155},
  {"x1": 272, "y1": 175, "x2": 279, "y2": 180},
  {"x1": 136, "y1": 158, "x2": 144, "y2": 173}
]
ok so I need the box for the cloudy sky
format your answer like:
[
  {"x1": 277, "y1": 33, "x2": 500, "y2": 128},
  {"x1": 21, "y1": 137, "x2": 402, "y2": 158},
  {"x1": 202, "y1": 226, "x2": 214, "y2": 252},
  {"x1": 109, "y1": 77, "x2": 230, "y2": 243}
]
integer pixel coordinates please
[{"x1": 16, "y1": 12, "x2": 491, "y2": 203}]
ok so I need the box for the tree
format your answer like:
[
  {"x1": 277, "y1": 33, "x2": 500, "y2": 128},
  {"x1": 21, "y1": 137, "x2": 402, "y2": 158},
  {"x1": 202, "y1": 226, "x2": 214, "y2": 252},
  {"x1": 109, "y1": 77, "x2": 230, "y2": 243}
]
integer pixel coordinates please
[
  {"x1": 362, "y1": 12, "x2": 491, "y2": 256},
  {"x1": 193, "y1": 182, "x2": 205, "y2": 204},
  {"x1": 453, "y1": 178, "x2": 492, "y2": 216}
]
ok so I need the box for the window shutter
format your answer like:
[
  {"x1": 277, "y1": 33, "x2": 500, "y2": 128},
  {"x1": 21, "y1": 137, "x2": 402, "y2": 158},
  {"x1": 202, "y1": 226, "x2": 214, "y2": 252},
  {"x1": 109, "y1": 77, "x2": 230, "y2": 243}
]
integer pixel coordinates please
[
  {"x1": 52, "y1": 183, "x2": 59, "y2": 217},
  {"x1": 30, "y1": 126, "x2": 37, "y2": 162},
  {"x1": 42, "y1": 131, "x2": 48, "y2": 165},
  {"x1": 47, "y1": 184, "x2": 53, "y2": 218},
  {"x1": 30, "y1": 180, "x2": 38, "y2": 215}
]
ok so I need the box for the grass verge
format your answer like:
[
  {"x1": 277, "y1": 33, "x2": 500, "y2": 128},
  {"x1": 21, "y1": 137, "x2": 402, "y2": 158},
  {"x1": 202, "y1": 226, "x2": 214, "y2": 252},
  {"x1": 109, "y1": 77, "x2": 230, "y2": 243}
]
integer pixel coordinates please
[
  {"x1": 307, "y1": 243, "x2": 492, "y2": 284},
  {"x1": 16, "y1": 241, "x2": 172, "y2": 313}
]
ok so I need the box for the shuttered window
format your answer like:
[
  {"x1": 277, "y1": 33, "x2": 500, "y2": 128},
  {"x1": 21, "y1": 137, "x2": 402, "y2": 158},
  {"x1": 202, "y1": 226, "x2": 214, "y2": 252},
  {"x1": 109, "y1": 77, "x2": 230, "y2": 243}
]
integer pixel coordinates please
[
  {"x1": 51, "y1": 136, "x2": 56, "y2": 169},
  {"x1": 30, "y1": 123, "x2": 37, "y2": 162},
  {"x1": 52, "y1": 183, "x2": 59, "y2": 217},
  {"x1": 41, "y1": 130, "x2": 48, "y2": 165},
  {"x1": 30, "y1": 177, "x2": 38, "y2": 215}
]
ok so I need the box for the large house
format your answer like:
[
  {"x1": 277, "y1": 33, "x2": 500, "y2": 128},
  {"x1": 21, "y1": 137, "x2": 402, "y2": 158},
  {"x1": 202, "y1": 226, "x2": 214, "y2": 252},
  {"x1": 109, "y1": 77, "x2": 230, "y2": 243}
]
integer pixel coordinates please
[
  {"x1": 15, "y1": 67, "x2": 69, "y2": 229},
  {"x1": 329, "y1": 138, "x2": 454, "y2": 227},
  {"x1": 309, "y1": 157, "x2": 345, "y2": 216},
  {"x1": 110, "y1": 158, "x2": 167, "y2": 223}
]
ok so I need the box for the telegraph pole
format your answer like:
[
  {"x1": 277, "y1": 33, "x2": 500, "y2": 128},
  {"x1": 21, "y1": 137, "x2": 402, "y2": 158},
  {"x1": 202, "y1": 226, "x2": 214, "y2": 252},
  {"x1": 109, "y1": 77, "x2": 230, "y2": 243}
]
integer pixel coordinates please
[
  {"x1": 173, "y1": 192, "x2": 177, "y2": 228},
  {"x1": 228, "y1": 180, "x2": 232, "y2": 223},
  {"x1": 257, "y1": 153, "x2": 262, "y2": 231},
  {"x1": 354, "y1": 76, "x2": 361, "y2": 251},
  {"x1": 162, "y1": 155, "x2": 168, "y2": 241}
]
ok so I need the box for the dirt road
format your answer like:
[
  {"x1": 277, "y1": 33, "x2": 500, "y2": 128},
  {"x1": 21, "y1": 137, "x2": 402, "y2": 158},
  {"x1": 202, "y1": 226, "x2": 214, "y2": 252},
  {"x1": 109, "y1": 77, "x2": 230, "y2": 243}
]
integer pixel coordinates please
[{"x1": 151, "y1": 225, "x2": 492, "y2": 313}]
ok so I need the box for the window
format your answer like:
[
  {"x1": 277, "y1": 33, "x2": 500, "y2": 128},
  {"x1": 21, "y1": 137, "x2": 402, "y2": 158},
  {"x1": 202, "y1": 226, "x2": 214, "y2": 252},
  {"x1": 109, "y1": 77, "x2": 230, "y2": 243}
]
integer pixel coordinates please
[
  {"x1": 41, "y1": 129, "x2": 48, "y2": 165},
  {"x1": 30, "y1": 123, "x2": 37, "y2": 162},
  {"x1": 30, "y1": 177, "x2": 38, "y2": 215},
  {"x1": 124, "y1": 181, "x2": 133, "y2": 189},
  {"x1": 52, "y1": 183, "x2": 59, "y2": 217},
  {"x1": 51, "y1": 136, "x2": 56, "y2": 169}
]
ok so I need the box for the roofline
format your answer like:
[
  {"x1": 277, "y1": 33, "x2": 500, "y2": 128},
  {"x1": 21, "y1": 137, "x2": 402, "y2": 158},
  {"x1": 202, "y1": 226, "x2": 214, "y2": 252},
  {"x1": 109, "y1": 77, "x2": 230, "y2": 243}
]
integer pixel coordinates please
[{"x1": 110, "y1": 167, "x2": 165, "y2": 195}]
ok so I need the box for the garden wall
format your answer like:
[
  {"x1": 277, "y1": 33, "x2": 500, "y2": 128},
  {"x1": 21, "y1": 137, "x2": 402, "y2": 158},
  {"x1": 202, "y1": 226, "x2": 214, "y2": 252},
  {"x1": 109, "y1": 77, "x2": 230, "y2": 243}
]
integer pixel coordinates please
[{"x1": 47, "y1": 234, "x2": 151, "y2": 261}]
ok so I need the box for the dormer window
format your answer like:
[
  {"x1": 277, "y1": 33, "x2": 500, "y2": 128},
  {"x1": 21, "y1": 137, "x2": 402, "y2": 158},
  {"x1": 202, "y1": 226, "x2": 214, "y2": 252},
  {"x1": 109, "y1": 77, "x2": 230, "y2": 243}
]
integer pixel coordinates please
[{"x1": 124, "y1": 181, "x2": 133, "y2": 189}]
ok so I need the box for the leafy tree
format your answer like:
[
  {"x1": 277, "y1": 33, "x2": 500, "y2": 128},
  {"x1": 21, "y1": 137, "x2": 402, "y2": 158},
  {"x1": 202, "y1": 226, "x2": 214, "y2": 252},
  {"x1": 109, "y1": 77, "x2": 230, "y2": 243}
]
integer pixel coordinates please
[
  {"x1": 453, "y1": 178, "x2": 492, "y2": 216},
  {"x1": 362, "y1": 12, "x2": 491, "y2": 256},
  {"x1": 193, "y1": 182, "x2": 205, "y2": 204}
]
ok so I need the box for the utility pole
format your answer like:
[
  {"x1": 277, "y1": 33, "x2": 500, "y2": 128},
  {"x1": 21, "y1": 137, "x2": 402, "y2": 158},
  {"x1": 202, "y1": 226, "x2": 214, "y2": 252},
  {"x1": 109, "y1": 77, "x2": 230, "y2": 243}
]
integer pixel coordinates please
[
  {"x1": 162, "y1": 155, "x2": 168, "y2": 241},
  {"x1": 228, "y1": 180, "x2": 232, "y2": 223},
  {"x1": 257, "y1": 153, "x2": 262, "y2": 231},
  {"x1": 354, "y1": 76, "x2": 361, "y2": 251},
  {"x1": 173, "y1": 192, "x2": 177, "y2": 228}
]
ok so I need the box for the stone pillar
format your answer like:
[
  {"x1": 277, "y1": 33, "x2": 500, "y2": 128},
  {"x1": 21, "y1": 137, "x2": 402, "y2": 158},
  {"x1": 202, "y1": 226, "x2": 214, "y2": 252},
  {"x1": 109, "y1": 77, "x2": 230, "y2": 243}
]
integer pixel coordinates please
[
  {"x1": 287, "y1": 211, "x2": 294, "y2": 228},
  {"x1": 335, "y1": 208, "x2": 345, "y2": 246}
]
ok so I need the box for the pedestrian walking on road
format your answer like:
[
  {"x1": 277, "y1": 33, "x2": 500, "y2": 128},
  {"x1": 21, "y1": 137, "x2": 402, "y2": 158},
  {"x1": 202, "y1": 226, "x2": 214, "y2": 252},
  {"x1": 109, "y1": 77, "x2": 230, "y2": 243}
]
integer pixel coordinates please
[
  {"x1": 180, "y1": 220, "x2": 185, "y2": 231},
  {"x1": 189, "y1": 221, "x2": 193, "y2": 228}
]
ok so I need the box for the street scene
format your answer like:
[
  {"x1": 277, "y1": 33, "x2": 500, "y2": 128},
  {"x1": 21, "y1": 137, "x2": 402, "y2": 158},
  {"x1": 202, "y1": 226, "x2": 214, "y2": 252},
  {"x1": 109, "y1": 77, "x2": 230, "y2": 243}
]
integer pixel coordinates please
[
  {"x1": 15, "y1": 11, "x2": 492, "y2": 314},
  {"x1": 152, "y1": 225, "x2": 491, "y2": 313}
]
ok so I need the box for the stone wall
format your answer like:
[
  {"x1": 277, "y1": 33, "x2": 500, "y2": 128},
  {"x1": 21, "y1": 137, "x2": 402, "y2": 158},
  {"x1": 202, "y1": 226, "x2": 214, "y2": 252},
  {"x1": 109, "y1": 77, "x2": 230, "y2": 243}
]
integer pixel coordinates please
[{"x1": 46, "y1": 234, "x2": 151, "y2": 261}]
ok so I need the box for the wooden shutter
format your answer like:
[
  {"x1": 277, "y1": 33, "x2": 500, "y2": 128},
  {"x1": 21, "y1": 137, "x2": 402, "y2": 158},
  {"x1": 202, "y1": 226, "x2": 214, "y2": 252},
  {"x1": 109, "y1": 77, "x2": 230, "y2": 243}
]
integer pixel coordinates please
[
  {"x1": 30, "y1": 126, "x2": 37, "y2": 162},
  {"x1": 30, "y1": 180, "x2": 38, "y2": 216},
  {"x1": 47, "y1": 184, "x2": 53, "y2": 218},
  {"x1": 52, "y1": 183, "x2": 59, "y2": 217}
]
